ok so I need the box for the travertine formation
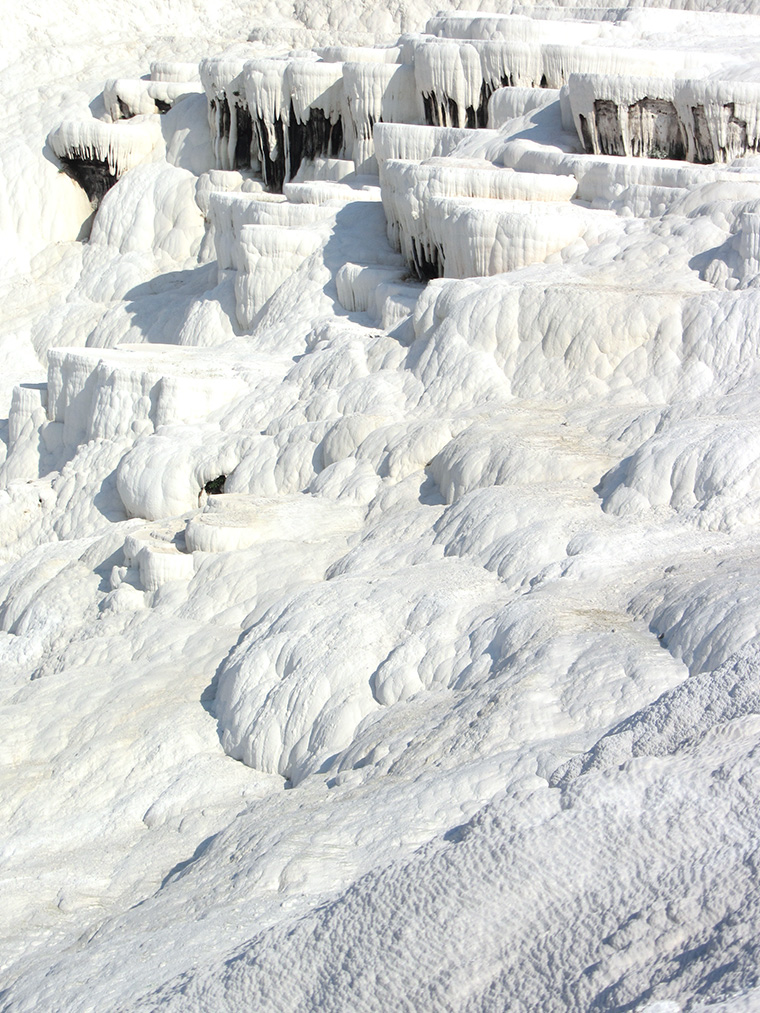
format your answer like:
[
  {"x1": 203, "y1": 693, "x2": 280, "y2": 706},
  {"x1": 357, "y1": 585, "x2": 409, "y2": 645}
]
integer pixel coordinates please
[{"x1": 7, "y1": 4, "x2": 760, "y2": 1012}]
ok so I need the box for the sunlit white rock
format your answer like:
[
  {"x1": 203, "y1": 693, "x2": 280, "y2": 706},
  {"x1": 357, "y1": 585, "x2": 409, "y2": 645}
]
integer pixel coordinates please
[
  {"x1": 425, "y1": 11, "x2": 604, "y2": 45},
  {"x1": 381, "y1": 156, "x2": 578, "y2": 275},
  {"x1": 488, "y1": 85, "x2": 560, "y2": 127},
  {"x1": 235, "y1": 223, "x2": 326, "y2": 327},
  {"x1": 46, "y1": 345, "x2": 250, "y2": 450},
  {"x1": 9, "y1": 6, "x2": 760, "y2": 1011},
  {"x1": 343, "y1": 62, "x2": 421, "y2": 172},
  {"x1": 48, "y1": 115, "x2": 164, "y2": 204},
  {"x1": 123, "y1": 521, "x2": 195, "y2": 591},
  {"x1": 104, "y1": 79, "x2": 204, "y2": 120},
  {"x1": 150, "y1": 60, "x2": 201, "y2": 83}
]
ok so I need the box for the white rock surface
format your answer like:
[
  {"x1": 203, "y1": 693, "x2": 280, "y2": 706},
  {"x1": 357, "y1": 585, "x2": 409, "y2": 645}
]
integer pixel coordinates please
[{"x1": 5, "y1": 3, "x2": 760, "y2": 1012}]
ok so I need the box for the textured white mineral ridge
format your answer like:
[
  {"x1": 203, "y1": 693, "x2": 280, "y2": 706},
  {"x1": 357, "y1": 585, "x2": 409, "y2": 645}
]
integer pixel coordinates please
[{"x1": 2, "y1": 0, "x2": 760, "y2": 1009}]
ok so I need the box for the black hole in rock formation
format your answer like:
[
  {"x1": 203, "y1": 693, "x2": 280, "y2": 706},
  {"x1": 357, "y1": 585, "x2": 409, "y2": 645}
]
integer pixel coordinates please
[
  {"x1": 540, "y1": 74, "x2": 548, "y2": 88},
  {"x1": 58, "y1": 154, "x2": 117, "y2": 207},
  {"x1": 409, "y1": 237, "x2": 442, "y2": 280},
  {"x1": 220, "y1": 96, "x2": 231, "y2": 151},
  {"x1": 477, "y1": 81, "x2": 495, "y2": 128},
  {"x1": 118, "y1": 98, "x2": 132, "y2": 119},
  {"x1": 155, "y1": 98, "x2": 171, "y2": 114},
  {"x1": 234, "y1": 103, "x2": 253, "y2": 169},
  {"x1": 329, "y1": 116, "x2": 343, "y2": 158},
  {"x1": 288, "y1": 103, "x2": 343, "y2": 180},
  {"x1": 204, "y1": 476, "x2": 226, "y2": 495}
]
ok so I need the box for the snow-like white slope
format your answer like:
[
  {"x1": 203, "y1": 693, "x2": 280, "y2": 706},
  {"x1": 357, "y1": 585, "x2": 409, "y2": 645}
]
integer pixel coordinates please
[{"x1": 4, "y1": 1, "x2": 760, "y2": 1011}]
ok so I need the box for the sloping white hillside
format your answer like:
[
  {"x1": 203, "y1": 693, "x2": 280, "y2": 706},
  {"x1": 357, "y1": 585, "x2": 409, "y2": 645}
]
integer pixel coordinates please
[{"x1": 3, "y1": 1, "x2": 760, "y2": 1011}]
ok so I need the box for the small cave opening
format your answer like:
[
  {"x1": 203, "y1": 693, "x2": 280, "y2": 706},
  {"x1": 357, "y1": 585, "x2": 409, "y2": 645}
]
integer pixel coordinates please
[
  {"x1": 410, "y1": 237, "x2": 442, "y2": 280},
  {"x1": 58, "y1": 153, "x2": 117, "y2": 207},
  {"x1": 204, "y1": 475, "x2": 226, "y2": 495}
]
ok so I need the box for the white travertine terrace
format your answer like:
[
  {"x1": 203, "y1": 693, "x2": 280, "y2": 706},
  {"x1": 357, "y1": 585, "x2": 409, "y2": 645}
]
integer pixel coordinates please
[
  {"x1": 122, "y1": 522, "x2": 195, "y2": 591},
  {"x1": 104, "y1": 79, "x2": 204, "y2": 120},
  {"x1": 487, "y1": 84, "x2": 560, "y2": 126},
  {"x1": 425, "y1": 196, "x2": 612, "y2": 277},
  {"x1": 335, "y1": 262, "x2": 409, "y2": 314},
  {"x1": 48, "y1": 116, "x2": 164, "y2": 198},
  {"x1": 206, "y1": 190, "x2": 287, "y2": 277},
  {"x1": 14, "y1": 3, "x2": 760, "y2": 1011},
  {"x1": 317, "y1": 45, "x2": 402, "y2": 64},
  {"x1": 46, "y1": 345, "x2": 250, "y2": 449},
  {"x1": 737, "y1": 211, "x2": 760, "y2": 282},
  {"x1": 380, "y1": 157, "x2": 578, "y2": 276},
  {"x1": 342, "y1": 62, "x2": 421, "y2": 172},
  {"x1": 373, "y1": 121, "x2": 475, "y2": 165},
  {"x1": 424, "y1": 11, "x2": 605, "y2": 44},
  {"x1": 200, "y1": 52, "x2": 261, "y2": 171},
  {"x1": 409, "y1": 37, "x2": 703, "y2": 128},
  {"x1": 240, "y1": 58, "x2": 347, "y2": 188},
  {"x1": 150, "y1": 60, "x2": 202, "y2": 82},
  {"x1": 235, "y1": 223, "x2": 327, "y2": 326},
  {"x1": 282, "y1": 177, "x2": 382, "y2": 202},
  {"x1": 568, "y1": 73, "x2": 760, "y2": 163}
]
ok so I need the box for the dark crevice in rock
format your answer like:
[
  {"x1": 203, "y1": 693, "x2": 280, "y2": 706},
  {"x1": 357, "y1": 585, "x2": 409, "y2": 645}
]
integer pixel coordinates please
[
  {"x1": 220, "y1": 97, "x2": 231, "y2": 144},
  {"x1": 234, "y1": 103, "x2": 253, "y2": 169},
  {"x1": 691, "y1": 105, "x2": 714, "y2": 163},
  {"x1": 477, "y1": 83, "x2": 492, "y2": 128},
  {"x1": 409, "y1": 237, "x2": 442, "y2": 280},
  {"x1": 288, "y1": 103, "x2": 343, "y2": 180},
  {"x1": 58, "y1": 154, "x2": 117, "y2": 207},
  {"x1": 422, "y1": 92, "x2": 461, "y2": 128},
  {"x1": 204, "y1": 475, "x2": 226, "y2": 495},
  {"x1": 423, "y1": 77, "x2": 511, "y2": 129}
]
